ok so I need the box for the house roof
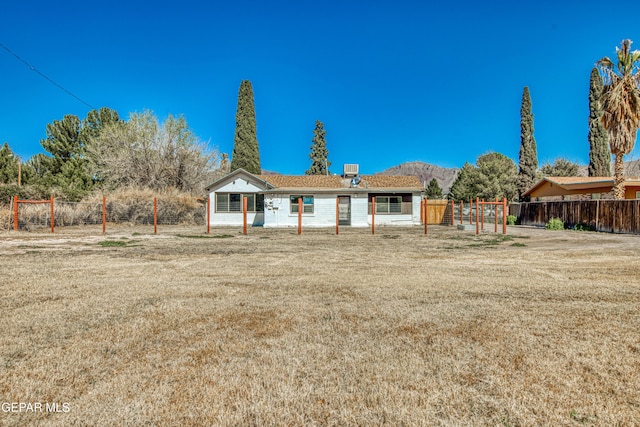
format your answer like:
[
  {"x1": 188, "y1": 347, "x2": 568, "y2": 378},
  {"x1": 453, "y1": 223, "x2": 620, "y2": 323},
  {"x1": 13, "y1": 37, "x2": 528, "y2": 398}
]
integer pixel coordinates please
[
  {"x1": 524, "y1": 176, "x2": 640, "y2": 197},
  {"x1": 205, "y1": 168, "x2": 274, "y2": 191},
  {"x1": 258, "y1": 174, "x2": 424, "y2": 193},
  {"x1": 259, "y1": 174, "x2": 424, "y2": 189},
  {"x1": 205, "y1": 169, "x2": 424, "y2": 193},
  {"x1": 256, "y1": 175, "x2": 342, "y2": 188}
]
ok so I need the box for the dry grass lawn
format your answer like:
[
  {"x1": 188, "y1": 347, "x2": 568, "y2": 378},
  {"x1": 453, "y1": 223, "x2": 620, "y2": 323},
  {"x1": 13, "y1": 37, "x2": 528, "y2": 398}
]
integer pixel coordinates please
[{"x1": 1, "y1": 225, "x2": 639, "y2": 426}]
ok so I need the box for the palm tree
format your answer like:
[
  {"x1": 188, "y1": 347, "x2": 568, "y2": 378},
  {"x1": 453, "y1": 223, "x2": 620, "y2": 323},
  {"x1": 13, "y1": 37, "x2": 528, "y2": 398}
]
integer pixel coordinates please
[{"x1": 597, "y1": 39, "x2": 640, "y2": 199}]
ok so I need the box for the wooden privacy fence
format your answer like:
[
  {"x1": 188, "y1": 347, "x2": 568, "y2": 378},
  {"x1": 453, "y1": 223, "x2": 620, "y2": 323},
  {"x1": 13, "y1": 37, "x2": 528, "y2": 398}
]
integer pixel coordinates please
[
  {"x1": 510, "y1": 200, "x2": 640, "y2": 234},
  {"x1": 420, "y1": 199, "x2": 453, "y2": 225}
]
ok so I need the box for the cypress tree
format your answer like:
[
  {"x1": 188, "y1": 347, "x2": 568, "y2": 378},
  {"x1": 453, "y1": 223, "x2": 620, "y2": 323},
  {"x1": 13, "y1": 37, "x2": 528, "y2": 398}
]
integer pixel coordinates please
[
  {"x1": 306, "y1": 120, "x2": 331, "y2": 175},
  {"x1": 517, "y1": 86, "x2": 538, "y2": 200},
  {"x1": 230, "y1": 80, "x2": 261, "y2": 174},
  {"x1": 587, "y1": 67, "x2": 611, "y2": 177}
]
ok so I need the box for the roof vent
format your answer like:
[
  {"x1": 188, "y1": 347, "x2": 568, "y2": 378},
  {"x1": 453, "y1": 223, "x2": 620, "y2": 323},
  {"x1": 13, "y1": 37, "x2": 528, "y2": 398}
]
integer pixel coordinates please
[{"x1": 343, "y1": 164, "x2": 359, "y2": 177}]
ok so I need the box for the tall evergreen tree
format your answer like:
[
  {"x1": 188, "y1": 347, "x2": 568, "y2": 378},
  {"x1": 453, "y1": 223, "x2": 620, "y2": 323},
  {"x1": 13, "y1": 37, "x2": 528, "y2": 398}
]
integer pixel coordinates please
[
  {"x1": 588, "y1": 67, "x2": 611, "y2": 176},
  {"x1": 230, "y1": 80, "x2": 261, "y2": 174},
  {"x1": 425, "y1": 178, "x2": 443, "y2": 199},
  {"x1": 35, "y1": 114, "x2": 93, "y2": 199},
  {"x1": 306, "y1": 120, "x2": 331, "y2": 175},
  {"x1": 517, "y1": 86, "x2": 538, "y2": 200},
  {"x1": 0, "y1": 142, "x2": 19, "y2": 184},
  {"x1": 82, "y1": 107, "x2": 121, "y2": 145}
]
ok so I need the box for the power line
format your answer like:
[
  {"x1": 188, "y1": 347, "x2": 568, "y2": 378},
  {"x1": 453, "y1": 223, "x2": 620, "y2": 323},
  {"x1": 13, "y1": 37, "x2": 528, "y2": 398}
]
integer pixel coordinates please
[{"x1": 0, "y1": 42, "x2": 96, "y2": 110}]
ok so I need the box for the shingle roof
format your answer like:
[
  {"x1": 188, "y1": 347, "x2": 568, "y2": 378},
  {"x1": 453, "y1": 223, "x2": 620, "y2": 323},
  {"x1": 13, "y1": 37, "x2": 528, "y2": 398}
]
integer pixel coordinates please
[
  {"x1": 257, "y1": 174, "x2": 423, "y2": 190},
  {"x1": 524, "y1": 176, "x2": 640, "y2": 197},
  {"x1": 545, "y1": 177, "x2": 613, "y2": 185},
  {"x1": 256, "y1": 175, "x2": 343, "y2": 188},
  {"x1": 360, "y1": 175, "x2": 423, "y2": 189}
]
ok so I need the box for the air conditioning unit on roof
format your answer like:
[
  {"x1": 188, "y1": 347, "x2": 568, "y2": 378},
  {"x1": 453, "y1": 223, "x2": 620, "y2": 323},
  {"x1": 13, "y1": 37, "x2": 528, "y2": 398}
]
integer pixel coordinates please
[{"x1": 343, "y1": 164, "x2": 359, "y2": 177}]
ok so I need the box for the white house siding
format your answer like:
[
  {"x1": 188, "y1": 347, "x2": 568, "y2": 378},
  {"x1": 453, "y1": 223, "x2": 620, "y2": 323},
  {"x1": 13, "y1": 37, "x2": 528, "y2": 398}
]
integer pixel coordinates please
[
  {"x1": 262, "y1": 192, "x2": 422, "y2": 228},
  {"x1": 208, "y1": 179, "x2": 266, "y2": 227},
  {"x1": 263, "y1": 193, "x2": 341, "y2": 228}
]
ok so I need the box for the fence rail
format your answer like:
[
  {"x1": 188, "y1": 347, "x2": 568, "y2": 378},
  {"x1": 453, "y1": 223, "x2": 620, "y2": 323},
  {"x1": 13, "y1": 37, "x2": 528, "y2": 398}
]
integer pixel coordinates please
[{"x1": 510, "y1": 200, "x2": 640, "y2": 234}]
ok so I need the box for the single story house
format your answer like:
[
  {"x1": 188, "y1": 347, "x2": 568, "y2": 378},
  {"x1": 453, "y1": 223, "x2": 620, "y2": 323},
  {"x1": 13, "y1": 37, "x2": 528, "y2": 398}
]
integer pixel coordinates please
[
  {"x1": 524, "y1": 176, "x2": 640, "y2": 200},
  {"x1": 205, "y1": 167, "x2": 424, "y2": 228}
]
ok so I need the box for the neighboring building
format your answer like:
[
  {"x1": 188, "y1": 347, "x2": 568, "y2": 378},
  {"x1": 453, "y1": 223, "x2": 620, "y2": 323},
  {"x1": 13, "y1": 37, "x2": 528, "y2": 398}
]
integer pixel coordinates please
[
  {"x1": 205, "y1": 166, "x2": 424, "y2": 228},
  {"x1": 524, "y1": 176, "x2": 640, "y2": 200}
]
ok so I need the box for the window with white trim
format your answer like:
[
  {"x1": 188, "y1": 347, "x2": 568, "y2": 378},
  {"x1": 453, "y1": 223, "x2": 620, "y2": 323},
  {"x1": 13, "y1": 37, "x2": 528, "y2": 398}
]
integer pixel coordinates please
[
  {"x1": 216, "y1": 193, "x2": 264, "y2": 212},
  {"x1": 290, "y1": 195, "x2": 314, "y2": 213},
  {"x1": 375, "y1": 196, "x2": 402, "y2": 214}
]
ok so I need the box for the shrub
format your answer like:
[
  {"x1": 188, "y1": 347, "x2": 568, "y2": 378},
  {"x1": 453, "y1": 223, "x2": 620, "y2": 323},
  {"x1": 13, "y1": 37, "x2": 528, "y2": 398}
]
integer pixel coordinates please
[
  {"x1": 572, "y1": 223, "x2": 596, "y2": 232},
  {"x1": 545, "y1": 218, "x2": 564, "y2": 230},
  {"x1": 506, "y1": 215, "x2": 517, "y2": 226},
  {"x1": 0, "y1": 184, "x2": 49, "y2": 204},
  {"x1": 85, "y1": 187, "x2": 206, "y2": 225}
]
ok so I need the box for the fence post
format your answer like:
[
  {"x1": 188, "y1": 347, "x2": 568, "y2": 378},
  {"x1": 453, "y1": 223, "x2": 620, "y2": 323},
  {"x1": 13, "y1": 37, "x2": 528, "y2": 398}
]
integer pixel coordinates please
[
  {"x1": 243, "y1": 196, "x2": 248, "y2": 235},
  {"x1": 424, "y1": 198, "x2": 428, "y2": 235},
  {"x1": 207, "y1": 195, "x2": 211, "y2": 234},
  {"x1": 460, "y1": 200, "x2": 463, "y2": 225},
  {"x1": 371, "y1": 197, "x2": 375, "y2": 235},
  {"x1": 298, "y1": 197, "x2": 302, "y2": 235},
  {"x1": 481, "y1": 198, "x2": 485, "y2": 231},
  {"x1": 50, "y1": 196, "x2": 55, "y2": 233},
  {"x1": 102, "y1": 196, "x2": 107, "y2": 235},
  {"x1": 153, "y1": 197, "x2": 157, "y2": 235},
  {"x1": 494, "y1": 197, "x2": 498, "y2": 233},
  {"x1": 476, "y1": 197, "x2": 479, "y2": 235},
  {"x1": 13, "y1": 195, "x2": 18, "y2": 231},
  {"x1": 335, "y1": 197, "x2": 339, "y2": 235},
  {"x1": 503, "y1": 198, "x2": 507, "y2": 235},
  {"x1": 450, "y1": 199, "x2": 454, "y2": 226}
]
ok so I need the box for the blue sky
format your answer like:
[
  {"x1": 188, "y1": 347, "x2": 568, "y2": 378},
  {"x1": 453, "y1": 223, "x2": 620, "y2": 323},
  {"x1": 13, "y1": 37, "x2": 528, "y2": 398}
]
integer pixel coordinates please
[{"x1": 2, "y1": 0, "x2": 640, "y2": 175}]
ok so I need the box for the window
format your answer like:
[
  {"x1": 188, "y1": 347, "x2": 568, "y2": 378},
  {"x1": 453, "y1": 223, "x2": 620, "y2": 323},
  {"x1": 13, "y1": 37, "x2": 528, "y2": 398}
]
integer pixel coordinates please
[
  {"x1": 216, "y1": 193, "x2": 264, "y2": 212},
  {"x1": 290, "y1": 195, "x2": 314, "y2": 214},
  {"x1": 375, "y1": 196, "x2": 402, "y2": 214},
  {"x1": 368, "y1": 194, "x2": 412, "y2": 215}
]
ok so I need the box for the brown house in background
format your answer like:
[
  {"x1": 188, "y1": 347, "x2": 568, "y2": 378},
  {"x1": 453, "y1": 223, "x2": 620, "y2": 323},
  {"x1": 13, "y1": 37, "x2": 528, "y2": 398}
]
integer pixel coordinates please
[{"x1": 524, "y1": 177, "x2": 640, "y2": 200}]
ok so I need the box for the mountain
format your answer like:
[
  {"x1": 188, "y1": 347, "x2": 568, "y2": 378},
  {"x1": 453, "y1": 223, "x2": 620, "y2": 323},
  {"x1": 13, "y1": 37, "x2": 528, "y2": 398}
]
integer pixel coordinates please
[
  {"x1": 625, "y1": 159, "x2": 640, "y2": 176},
  {"x1": 376, "y1": 161, "x2": 459, "y2": 194}
]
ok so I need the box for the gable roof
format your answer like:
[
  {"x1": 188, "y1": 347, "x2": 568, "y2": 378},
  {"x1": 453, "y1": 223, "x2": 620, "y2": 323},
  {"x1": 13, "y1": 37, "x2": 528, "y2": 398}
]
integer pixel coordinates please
[
  {"x1": 524, "y1": 176, "x2": 640, "y2": 197},
  {"x1": 204, "y1": 168, "x2": 273, "y2": 191},
  {"x1": 206, "y1": 169, "x2": 424, "y2": 193}
]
